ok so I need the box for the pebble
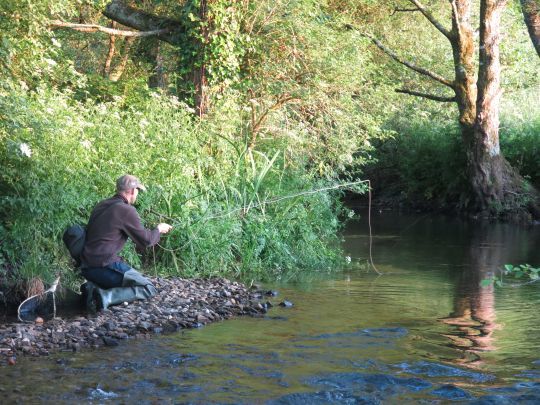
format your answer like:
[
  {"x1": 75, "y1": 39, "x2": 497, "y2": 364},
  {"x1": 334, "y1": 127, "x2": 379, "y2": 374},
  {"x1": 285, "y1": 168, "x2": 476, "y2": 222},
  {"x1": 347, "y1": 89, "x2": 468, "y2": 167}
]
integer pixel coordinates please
[
  {"x1": 102, "y1": 337, "x2": 119, "y2": 347},
  {"x1": 0, "y1": 277, "x2": 273, "y2": 361}
]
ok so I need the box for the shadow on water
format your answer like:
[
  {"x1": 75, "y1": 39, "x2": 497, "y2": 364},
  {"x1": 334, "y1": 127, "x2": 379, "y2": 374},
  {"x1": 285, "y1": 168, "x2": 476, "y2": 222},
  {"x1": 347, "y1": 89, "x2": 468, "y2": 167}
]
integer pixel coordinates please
[{"x1": 1, "y1": 213, "x2": 539, "y2": 403}]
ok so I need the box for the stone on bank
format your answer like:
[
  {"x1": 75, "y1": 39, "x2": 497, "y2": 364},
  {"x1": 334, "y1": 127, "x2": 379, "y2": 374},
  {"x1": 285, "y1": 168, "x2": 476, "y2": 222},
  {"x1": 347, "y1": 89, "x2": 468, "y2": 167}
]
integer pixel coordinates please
[{"x1": 0, "y1": 277, "x2": 269, "y2": 362}]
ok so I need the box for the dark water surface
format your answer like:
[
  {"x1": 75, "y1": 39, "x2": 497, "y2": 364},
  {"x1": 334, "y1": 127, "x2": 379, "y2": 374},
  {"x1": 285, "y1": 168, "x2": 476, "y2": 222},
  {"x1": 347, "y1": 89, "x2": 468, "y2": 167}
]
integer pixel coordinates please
[{"x1": 1, "y1": 213, "x2": 540, "y2": 403}]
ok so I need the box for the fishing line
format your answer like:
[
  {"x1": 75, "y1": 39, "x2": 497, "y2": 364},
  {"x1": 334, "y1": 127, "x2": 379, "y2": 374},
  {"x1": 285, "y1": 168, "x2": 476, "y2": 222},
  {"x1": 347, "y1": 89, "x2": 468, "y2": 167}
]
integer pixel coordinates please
[
  {"x1": 367, "y1": 180, "x2": 382, "y2": 275},
  {"x1": 148, "y1": 179, "x2": 382, "y2": 274}
]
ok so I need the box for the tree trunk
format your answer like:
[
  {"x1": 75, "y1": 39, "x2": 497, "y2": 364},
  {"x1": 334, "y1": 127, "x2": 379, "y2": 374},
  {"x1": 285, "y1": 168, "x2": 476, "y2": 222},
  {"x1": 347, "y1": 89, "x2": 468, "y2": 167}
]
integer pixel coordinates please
[
  {"x1": 465, "y1": 0, "x2": 539, "y2": 218},
  {"x1": 520, "y1": 0, "x2": 540, "y2": 57},
  {"x1": 466, "y1": 0, "x2": 507, "y2": 212},
  {"x1": 148, "y1": 42, "x2": 168, "y2": 89},
  {"x1": 449, "y1": 0, "x2": 539, "y2": 217},
  {"x1": 109, "y1": 37, "x2": 134, "y2": 82},
  {"x1": 192, "y1": 0, "x2": 209, "y2": 116},
  {"x1": 449, "y1": 0, "x2": 477, "y2": 129},
  {"x1": 365, "y1": 0, "x2": 540, "y2": 217},
  {"x1": 103, "y1": 22, "x2": 117, "y2": 76}
]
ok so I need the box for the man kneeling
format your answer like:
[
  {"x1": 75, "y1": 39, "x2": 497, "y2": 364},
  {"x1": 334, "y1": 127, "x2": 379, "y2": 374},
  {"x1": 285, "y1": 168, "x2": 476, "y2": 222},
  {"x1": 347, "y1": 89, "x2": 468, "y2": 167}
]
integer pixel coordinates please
[{"x1": 80, "y1": 175, "x2": 172, "y2": 311}]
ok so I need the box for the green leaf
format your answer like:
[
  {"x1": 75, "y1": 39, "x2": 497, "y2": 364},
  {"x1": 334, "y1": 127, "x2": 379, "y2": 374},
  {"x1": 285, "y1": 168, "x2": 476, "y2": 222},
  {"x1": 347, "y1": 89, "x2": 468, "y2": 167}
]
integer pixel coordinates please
[{"x1": 480, "y1": 279, "x2": 493, "y2": 287}]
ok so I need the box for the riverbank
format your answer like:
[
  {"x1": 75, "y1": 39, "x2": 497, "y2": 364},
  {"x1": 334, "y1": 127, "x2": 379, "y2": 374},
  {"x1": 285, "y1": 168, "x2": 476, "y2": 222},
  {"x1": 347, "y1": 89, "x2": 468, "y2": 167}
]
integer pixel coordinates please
[{"x1": 0, "y1": 277, "x2": 271, "y2": 363}]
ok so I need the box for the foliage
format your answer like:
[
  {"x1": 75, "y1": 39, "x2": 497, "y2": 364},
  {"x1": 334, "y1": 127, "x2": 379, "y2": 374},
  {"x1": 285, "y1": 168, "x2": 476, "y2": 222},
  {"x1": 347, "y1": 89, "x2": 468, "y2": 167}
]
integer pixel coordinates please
[
  {"x1": 355, "y1": 0, "x2": 540, "y2": 210},
  {"x1": 367, "y1": 89, "x2": 540, "y2": 210},
  {"x1": 0, "y1": 85, "x2": 356, "y2": 293},
  {"x1": 0, "y1": 0, "x2": 85, "y2": 89},
  {"x1": 2, "y1": 0, "x2": 540, "y2": 297},
  {"x1": 481, "y1": 263, "x2": 540, "y2": 287},
  {"x1": 365, "y1": 112, "x2": 470, "y2": 209},
  {"x1": 500, "y1": 89, "x2": 540, "y2": 189},
  {"x1": 236, "y1": 0, "x2": 388, "y2": 177}
]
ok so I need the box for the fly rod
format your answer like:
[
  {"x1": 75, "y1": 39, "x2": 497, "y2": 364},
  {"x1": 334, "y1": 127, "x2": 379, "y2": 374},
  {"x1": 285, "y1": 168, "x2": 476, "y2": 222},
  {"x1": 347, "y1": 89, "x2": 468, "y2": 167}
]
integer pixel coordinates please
[{"x1": 147, "y1": 179, "x2": 382, "y2": 274}]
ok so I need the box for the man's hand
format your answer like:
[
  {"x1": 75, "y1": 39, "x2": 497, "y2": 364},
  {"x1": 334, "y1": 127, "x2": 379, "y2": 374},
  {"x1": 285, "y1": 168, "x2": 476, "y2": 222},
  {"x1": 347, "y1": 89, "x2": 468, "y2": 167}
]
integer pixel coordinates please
[{"x1": 157, "y1": 223, "x2": 173, "y2": 234}]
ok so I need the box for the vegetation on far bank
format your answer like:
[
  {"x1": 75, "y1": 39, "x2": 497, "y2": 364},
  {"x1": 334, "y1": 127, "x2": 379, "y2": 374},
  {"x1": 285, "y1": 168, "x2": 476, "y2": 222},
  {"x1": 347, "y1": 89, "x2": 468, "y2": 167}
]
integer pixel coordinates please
[{"x1": 1, "y1": 0, "x2": 539, "y2": 300}]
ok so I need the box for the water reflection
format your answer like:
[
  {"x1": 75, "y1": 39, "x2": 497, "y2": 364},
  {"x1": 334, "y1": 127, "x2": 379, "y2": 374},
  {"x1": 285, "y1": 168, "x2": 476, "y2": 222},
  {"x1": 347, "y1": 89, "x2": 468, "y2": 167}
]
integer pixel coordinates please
[{"x1": 440, "y1": 222, "x2": 512, "y2": 367}]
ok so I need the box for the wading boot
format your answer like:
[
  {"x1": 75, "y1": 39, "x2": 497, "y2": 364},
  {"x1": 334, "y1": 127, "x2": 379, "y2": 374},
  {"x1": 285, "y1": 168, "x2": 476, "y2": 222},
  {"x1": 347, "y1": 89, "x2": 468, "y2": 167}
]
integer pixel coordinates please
[
  {"x1": 80, "y1": 281, "x2": 103, "y2": 314},
  {"x1": 93, "y1": 284, "x2": 157, "y2": 310}
]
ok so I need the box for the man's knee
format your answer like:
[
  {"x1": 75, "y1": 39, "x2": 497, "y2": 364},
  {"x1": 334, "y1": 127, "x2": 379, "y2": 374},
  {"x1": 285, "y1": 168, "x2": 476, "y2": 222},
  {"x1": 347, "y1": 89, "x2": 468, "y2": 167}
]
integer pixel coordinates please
[{"x1": 122, "y1": 268, "x2": 153, "y2": 288}]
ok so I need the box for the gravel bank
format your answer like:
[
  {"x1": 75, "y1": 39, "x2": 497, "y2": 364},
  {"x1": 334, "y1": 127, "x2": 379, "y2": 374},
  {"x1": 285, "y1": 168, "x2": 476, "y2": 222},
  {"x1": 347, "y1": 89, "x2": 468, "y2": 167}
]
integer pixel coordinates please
[{"x1": 0, "y1": 277, "x2": 272, "y2": 362}]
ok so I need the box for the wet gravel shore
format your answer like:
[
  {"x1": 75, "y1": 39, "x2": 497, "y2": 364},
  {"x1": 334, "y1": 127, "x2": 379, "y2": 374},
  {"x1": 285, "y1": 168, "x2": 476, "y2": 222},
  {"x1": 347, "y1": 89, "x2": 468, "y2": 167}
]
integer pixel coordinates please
[{"x1": 0, "y1": 277, "x2": 272, "y2": 362}]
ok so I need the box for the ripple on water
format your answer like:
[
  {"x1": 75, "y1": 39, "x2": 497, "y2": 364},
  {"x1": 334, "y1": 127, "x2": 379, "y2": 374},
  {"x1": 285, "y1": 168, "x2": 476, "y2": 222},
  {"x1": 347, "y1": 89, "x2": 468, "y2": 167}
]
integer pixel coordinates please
[
  {"x1": 474, "y1": 384, "x2": 540, "y2": 405},
  {"x1": 267, "y1": 371, "x2": 433, "y2": 404},
  {"x1": 393, "y1": 361, "x2": 495, "y2": 383},
  {"x1": 431, "y1": 384, "x2": 473, "y2": 400},
  {"x1": 89, "y1": 387, "x2": 119, "y2": 400},
  {"x1": 266, "y1": 390, "x2": 378, "y2": 405},
  {"x1": 289, "y1": 327, "x2": 409, "y2": 355},
  {"x1": 305, "y1": 327, "x2": 408, "y2": 340},
  {"x1": 307, "y1": 372, "x2": 432, "y2": 393}
]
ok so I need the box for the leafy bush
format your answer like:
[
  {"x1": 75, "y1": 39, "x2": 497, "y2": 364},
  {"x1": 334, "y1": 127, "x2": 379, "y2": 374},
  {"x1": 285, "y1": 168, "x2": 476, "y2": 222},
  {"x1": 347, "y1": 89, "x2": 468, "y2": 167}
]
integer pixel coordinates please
[
  {"x1": 366, "y1": 116, "x2": 469, "y2": 209},
  {"x1": 366, "y1": 87, "x2": 540, "y2": 210},
  {"x1": 500, "y1": 90, "x2": 540, "y2": 189},
  {"x1": 0, "y1": 85, "x2": 349, "y2": 291}
]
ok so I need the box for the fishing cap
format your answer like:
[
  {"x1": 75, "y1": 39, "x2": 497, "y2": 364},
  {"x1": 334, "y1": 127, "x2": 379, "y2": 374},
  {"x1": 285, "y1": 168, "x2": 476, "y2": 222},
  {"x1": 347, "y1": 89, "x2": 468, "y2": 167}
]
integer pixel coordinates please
[{"x1": 116, "y1": 174, "x2": 147, "y2": 192}]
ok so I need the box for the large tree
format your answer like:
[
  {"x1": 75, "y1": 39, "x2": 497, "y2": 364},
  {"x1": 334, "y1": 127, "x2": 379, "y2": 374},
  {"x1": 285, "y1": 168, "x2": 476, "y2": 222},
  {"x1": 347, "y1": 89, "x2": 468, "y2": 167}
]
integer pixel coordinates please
[{"x1": 364, "y1": 0, "x2": 539, "y2": 217}]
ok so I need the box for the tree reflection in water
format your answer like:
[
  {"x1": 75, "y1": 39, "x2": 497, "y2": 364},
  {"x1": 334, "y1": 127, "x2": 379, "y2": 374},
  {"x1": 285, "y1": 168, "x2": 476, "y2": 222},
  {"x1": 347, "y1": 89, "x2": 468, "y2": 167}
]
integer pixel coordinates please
[{"x1": 439, "y1": 222, "x2": 510, "y2": 368}]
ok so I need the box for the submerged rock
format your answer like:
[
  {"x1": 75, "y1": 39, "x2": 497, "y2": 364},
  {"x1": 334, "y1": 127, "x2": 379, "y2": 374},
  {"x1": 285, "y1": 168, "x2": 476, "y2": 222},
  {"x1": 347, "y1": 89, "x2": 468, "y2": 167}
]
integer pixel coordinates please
[{"x1": 279, "y1": 300, "x2": 293, "y2": 308}]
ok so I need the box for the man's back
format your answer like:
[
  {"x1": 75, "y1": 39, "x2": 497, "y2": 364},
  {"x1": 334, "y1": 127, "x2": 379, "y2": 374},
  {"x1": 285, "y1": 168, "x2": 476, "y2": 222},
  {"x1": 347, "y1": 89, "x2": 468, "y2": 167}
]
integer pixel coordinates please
[{"x1": 81, "y1": 195, "x2": 159, "y2": 268}]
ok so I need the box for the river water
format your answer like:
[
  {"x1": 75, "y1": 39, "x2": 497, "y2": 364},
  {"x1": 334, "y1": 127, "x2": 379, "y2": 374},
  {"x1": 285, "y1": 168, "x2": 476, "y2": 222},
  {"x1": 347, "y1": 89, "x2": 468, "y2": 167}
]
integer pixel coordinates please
[{"x1": 1, "y1": 212, "x2": 540, "y2": 403}]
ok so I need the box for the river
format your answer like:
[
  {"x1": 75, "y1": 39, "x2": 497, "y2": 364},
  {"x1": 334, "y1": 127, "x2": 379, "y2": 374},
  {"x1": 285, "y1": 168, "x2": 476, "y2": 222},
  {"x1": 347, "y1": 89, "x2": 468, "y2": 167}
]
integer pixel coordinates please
[{"x1": 1, "y1": 212, "x2": 539, "y2": 403}]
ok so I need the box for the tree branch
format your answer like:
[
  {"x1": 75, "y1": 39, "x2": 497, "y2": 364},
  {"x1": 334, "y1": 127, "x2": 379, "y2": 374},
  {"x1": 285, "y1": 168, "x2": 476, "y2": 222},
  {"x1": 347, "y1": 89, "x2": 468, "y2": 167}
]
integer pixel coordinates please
[
  {"x1": 395, "y1": 8, "x2": 420, "y2": 12},
  {"x1": 408, "y1": 0, "x2": 452, "y2": 39},
  {"x1": 50, "y1": 20, "x2": 170, "y2": 37},
  {"x1": 103, "y1": 0, "x2": 181, "y2": 45},
  {"x1": 520, "y1": 0, "x2": 540, "y2": 57},
  {"x1": 450, "y1": 0, "x2": 462, "y2": 39},
  {"x1": 248, "y1": 94, "x2": 299, "y2": 150},
  {"x1": 392, "y1": 8, "x2": 420, "y2": 15},
  {"x1": 396, "y1": 88, "x2": 456, "y2": 102},
  {"x1": 361, "y1": 32, "x2": 455, "y2": 88}
]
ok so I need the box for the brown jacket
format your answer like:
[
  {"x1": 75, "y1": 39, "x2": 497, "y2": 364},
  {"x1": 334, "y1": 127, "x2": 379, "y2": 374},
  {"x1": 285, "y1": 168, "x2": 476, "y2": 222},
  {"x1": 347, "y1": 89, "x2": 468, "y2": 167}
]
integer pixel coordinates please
[{"x1": 81, "y1": 195, "x2": 160, "y2": 267}]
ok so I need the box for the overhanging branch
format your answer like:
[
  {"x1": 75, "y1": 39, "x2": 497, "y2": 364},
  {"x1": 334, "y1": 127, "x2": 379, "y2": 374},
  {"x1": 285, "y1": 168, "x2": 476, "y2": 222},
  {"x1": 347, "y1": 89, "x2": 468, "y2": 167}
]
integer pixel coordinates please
[
  {"x1": 396, "y1": 88, "x2": 456, "y2": 102},
  {"x1": 408, "y1": 0, "x2": 451, "y2": 39},
  {"x1": 392, "y1": 8, "x2": 420, "y2": 15},
  {"x1": 50, "y1": 21, "x2": 170, "y2": 37},
  {"x1": 361, "y1": 32, "x2": 455, "y2": 89},
  {"x1": 103, "y1": 0, "x2": 181, "y2": 45}
]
